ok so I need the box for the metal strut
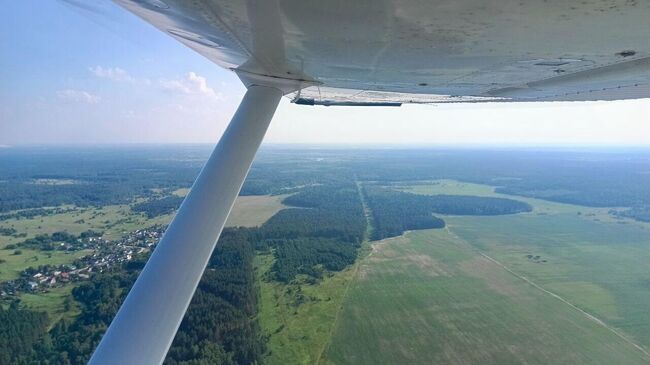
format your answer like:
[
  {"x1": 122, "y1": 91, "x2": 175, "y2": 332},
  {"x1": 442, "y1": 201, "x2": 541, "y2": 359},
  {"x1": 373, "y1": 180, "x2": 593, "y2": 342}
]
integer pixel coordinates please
[{"x1": 89, "y1": 84, "x2": 283, "y2": 365}]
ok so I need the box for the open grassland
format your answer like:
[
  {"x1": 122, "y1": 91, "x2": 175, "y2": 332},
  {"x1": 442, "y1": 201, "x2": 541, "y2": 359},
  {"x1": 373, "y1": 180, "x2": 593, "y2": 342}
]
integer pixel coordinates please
[
  {"x1": 226, "y1": 194, "x2": 288, "y2": 227},
  {"x1": 256, "y1": 250, "x2": 363, "y2": 365},
  {"x1": 326, "y1": 229, "x2": 650, "y2": 365},
  {"x1": 174, "y1": 188, "x2": 289, "y2": 228},
  {"x1": 20, "y1": 285, "x2": 80, "y2": 327}
]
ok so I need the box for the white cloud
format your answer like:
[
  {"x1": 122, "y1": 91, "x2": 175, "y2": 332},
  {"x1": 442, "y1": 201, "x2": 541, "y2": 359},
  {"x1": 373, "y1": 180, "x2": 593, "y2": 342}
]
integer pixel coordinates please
[
  {"x1": 56, "y1": 89, "x2": 100, "y2": 104},
  {"x1": 159, "y1": 72, "x2": 221, "y2": 100},
  {"x1": 89, "y1": 66, "x2": 136, "y2": 83}
]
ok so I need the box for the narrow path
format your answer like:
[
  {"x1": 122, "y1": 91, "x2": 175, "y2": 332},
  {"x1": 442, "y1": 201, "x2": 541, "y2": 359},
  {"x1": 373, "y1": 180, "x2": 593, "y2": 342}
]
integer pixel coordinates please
[
  {"x1": 355, "y1": 178, "x2": 374, "y2": 241},
  {"x1": 445, "y1": 224, "x2": 650, "y2": 360},
  {"x1": 315, "y1": 179, "x2": 373, "y2": 365}
]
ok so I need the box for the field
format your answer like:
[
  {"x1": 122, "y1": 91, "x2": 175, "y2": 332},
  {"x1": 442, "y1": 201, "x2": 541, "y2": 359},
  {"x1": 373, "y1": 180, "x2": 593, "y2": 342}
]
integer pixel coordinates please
[
  {"x1": 256, "y1": 252, "x2": 363, "y2": 365},
  {"x1": 20, "y1": 285, "x2": 81, "y2": 327},
  {"x1": 326, "y1": 228, "x2": 649, "y2": 365},
  {"x1": 226, "y1": 194, "x2": 288, "y2": 227},
  {"x1": 323, "y1": 180, "x2": 650, "y2": 364}
]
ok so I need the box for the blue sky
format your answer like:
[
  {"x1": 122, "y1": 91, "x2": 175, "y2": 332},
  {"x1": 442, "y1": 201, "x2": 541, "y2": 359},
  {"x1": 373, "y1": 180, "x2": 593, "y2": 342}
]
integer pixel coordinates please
[{"x1": 1, "y1": 1, "x2": 650, "y2": 146}]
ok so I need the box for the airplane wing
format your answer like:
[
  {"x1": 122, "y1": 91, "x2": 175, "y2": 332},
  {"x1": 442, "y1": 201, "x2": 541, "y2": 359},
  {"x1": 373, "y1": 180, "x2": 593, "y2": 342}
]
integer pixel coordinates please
[
  {"x1": 89, "y1": 1, "x2": 650, "y2": 364},
  {"x1": 115, "y1": 0, "x2": 650, "y2": 104}
]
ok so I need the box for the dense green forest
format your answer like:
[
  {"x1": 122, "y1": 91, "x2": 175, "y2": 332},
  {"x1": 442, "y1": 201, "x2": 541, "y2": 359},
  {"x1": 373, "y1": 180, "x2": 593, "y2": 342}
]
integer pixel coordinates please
[
  {"x1": 166, "y1": 229, "x2": 263, "y2": 365},
  {"x1": 132, "y1": 196, "x2": 185, "y2": 218},
  {"x1": 364, "y1": 187, "x2": 531, "y2": 240},
  {"x1": 0, "y1": 303, "x2": 49, "y2": 364},
  {"x1": 260, "y1": 184, "x2": 366, "y2": 282}
]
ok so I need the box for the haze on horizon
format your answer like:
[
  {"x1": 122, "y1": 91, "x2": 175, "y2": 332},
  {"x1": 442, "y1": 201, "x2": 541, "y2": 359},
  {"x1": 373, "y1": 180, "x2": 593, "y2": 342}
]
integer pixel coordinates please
[{"x1": 1, "y1": 1, "x2": 650, "y2": 147}]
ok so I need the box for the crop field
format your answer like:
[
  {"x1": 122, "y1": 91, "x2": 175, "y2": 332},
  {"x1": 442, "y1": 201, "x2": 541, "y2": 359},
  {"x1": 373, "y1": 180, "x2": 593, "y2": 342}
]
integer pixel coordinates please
[
  {"x1": 326, "y1": 228, "x2": 650, "y2": 365},
  {"x1": 324, "y1": 180, "x2": 650, "y2": 365},
  {"x1": 174, "y1": 188, "x2": 289, "y2": 228},
  {"x1": 226, "y1": 194, "x2": 288, "y2": 227}
]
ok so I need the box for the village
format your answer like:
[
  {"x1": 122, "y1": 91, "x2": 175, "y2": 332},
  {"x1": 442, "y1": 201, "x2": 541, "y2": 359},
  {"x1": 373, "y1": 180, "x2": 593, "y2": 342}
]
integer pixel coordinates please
[{"x1": 0, "y1": 225, "x2": 167, "y2": 299}]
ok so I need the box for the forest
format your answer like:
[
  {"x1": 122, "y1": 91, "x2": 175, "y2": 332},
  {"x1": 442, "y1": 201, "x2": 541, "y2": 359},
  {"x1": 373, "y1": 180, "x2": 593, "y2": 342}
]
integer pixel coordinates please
[
  {"x1": 16, "y1": 230, "x2": 103, "y2": 251},
  {"x1": 132, "y1": 196, "x2": 185, "y2": 218},
  {"x1": 364, "y1": 187, "x2": 531, "y2": 240}
]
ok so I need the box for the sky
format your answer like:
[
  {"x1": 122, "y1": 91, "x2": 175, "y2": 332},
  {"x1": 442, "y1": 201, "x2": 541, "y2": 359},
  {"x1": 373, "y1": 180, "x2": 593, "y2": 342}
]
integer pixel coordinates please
[{"x1": 1, "y1": 1, "x2": 650, "y2": 147}]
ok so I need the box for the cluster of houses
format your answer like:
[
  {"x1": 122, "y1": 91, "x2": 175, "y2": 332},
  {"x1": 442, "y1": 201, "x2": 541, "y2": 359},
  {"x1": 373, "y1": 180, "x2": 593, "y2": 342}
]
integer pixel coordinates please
[{"x1": 0, "y1": 225, "x2": 167, "y2": 298}]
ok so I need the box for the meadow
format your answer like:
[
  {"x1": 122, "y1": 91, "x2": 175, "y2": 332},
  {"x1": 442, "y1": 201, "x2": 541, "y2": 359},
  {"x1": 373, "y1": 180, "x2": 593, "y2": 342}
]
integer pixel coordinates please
[{"x1": 256, "y1": 252, "x2": 362, "y2": 365}]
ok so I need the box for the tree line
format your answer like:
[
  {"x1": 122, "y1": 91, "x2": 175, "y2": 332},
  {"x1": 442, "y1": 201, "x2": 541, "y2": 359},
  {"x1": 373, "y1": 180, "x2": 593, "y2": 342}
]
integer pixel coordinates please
[{"x1": 365, "y1": 187, "x2": 531, "y2": 240}]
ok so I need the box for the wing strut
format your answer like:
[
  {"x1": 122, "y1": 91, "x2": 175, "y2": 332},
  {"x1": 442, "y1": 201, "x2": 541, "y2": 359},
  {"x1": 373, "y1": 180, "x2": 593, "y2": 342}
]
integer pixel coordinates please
[{"x1": 89, "y1": 84, "x2": 283, "y2": 365}]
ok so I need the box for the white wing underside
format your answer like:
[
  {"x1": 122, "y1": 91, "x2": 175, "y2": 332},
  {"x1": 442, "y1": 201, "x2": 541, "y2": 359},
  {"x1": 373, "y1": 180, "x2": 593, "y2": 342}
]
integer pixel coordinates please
[{"x1": 115, "y1": 0, "x2": 650, "y2": 104}]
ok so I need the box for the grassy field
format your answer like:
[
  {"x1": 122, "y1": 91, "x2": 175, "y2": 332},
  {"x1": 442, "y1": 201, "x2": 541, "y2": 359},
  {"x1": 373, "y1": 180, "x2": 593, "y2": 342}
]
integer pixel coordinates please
[
  {"x1": 20, "y1": 285, "x2": 81, "y2": 327},
  {"x1": 226, "y1": 194, "x2": 288, "y2": 227},
  {"x1": 174, "y1": 188, "x2": 288, "y2": 228},
  {"x1": 256, "y1": 250, "x2": 363, "y2": 365},
  {"x1": 322, "y1": 180, "x2": 650, "y2": 364},
  {"x1": 326, "y1": 229, "x2": 650, "y2": 365}
]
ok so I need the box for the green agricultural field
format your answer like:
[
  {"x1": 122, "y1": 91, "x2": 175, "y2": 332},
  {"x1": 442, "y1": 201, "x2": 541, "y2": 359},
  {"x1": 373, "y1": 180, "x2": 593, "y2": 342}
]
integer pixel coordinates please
[
  {"x1": 174, "y1": 188, "x2": 288, "y2": 228},
  {"x1": 326, "y1": 229, "x2": 650, "y2": 365},
  {"x1": 446, "y1": 212, "x2": 650, "y2": 350},
  {"x1": 401, "y1": 180, "x2": 650, "y2": 349},
  {"x1": 226, "y1": 194, "x2": 288, "y2": 227},
  {"x1": 322, "y1": 180, "x2": 650, "y2": 365}
]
